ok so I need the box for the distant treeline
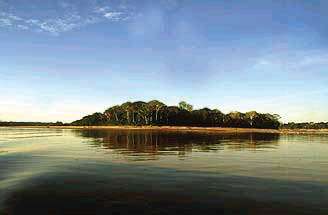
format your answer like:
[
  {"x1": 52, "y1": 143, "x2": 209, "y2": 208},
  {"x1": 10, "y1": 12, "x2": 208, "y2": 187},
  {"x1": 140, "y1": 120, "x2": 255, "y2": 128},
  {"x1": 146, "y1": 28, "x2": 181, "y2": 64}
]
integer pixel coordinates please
[
  {"x1": 281, "y1": 122, "x2": 328, "y2": 129},
  {"x1": 0, "y1": 121, "x2": 66, "y2": 126},
  {"x1": 2, "y1": 101, "x2": 326, "y2": 130},
  {"x1": 71, "y1": 100, "x2": 281, "y2": 129}
]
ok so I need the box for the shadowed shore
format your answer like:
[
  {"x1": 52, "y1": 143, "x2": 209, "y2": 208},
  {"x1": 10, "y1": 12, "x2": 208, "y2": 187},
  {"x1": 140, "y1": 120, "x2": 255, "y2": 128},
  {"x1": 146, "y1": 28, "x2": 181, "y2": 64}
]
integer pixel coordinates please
[{"x1": 7, "y1": 125, "x2": 328, "y2": 134}]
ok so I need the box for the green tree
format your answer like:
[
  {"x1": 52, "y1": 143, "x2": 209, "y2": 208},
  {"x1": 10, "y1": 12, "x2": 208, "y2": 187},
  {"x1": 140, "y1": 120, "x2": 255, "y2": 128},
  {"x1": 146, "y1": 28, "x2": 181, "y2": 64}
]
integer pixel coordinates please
[
  {"x1": 104, "y1": 105, "x2": 124, "y2": 123},
  {"x1": 72, "y1": 112, "x2": 106, "y2": 126},
  {"x1": 226, "y1": 111, "x2": 248, "y2": 127},
  {"x1": 245, "y1": 111, "x2": 259, "y2": 127},
  {"x1": 72, "y1": 100, "x2": 283, "y2": 129},
  {"x1": 133, "y1": 101, "x2": 150, "y2": 125},
  {"x1": 121, "y1": 102, "x2": 133, "y2": 124},
  {"x1": 178, "y1": 101, "x2": 193, "y2": 112},
  {"x1": 148, "y1": 100, "x2": 166, "y2": 124}
]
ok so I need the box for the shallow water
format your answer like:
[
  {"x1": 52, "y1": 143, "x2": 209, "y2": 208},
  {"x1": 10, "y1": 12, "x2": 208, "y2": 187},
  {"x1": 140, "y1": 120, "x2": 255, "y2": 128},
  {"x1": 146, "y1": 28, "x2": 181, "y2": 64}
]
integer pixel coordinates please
[{"x1": 0, "y1": 127, "x2": 327, "y2": 214}]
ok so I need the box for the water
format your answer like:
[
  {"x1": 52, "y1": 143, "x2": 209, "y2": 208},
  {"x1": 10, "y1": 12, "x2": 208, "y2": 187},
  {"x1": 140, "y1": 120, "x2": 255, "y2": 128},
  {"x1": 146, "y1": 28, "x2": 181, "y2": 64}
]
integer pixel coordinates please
[{"x1": 0, "y1": 127, "x2": 327, "y2": 214}]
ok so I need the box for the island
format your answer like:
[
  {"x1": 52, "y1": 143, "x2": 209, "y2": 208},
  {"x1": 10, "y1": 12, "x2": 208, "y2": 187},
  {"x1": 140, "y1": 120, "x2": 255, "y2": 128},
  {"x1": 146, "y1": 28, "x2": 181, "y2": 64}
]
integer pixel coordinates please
[{"x1": 1, "y1": 100, "x2": 327, "y2": 134}]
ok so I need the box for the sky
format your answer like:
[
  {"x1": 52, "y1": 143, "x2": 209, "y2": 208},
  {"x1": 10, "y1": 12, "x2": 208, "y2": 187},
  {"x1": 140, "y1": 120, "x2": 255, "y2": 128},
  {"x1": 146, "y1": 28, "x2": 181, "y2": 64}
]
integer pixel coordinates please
[{"x1": 0, "y1": 0, "x2": 327, "y2": 123}]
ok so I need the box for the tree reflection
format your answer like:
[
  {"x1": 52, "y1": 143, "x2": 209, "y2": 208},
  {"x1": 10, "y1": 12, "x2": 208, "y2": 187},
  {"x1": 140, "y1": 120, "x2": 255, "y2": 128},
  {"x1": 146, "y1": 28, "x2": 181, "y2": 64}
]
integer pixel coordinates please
[{"x1": 73, "y1": 129, "x2": 280, "y2": 160}]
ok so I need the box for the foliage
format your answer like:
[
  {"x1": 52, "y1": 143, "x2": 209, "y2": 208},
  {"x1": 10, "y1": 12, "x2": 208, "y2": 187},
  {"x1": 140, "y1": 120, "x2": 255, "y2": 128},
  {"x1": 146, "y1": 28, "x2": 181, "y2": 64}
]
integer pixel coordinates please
[
  {"x1": 178, "y1": 101, "x2": 193, "y2": 112},
  {"x1": 71, "y1": 112, "x2": 107, "y2": 126},
  {"x1": 2, "y1": 102, "x2": 326, "y2": 130},
  {"x1": 281, "y1": 122, "x2": 328, "y2": 129},
  {"x1": 71, "y1": 100, "x2": 282, "y2": 129}
]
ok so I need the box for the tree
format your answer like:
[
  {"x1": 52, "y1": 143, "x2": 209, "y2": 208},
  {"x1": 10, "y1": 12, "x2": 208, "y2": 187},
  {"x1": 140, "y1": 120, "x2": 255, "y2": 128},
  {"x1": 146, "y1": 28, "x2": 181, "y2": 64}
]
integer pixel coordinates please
[
  {"x1": 104, "y1": 105, "x2": 124, "y2": 123},
  {"x1": 53, "y1": 121, "x2": 64, "y2": 126},
  {"x1": 245, "y1": 111, "x2": 259, "y2": 127},
  {"x1": 226, "y1": 111, "x2": 248, "y2": 128},
  {"x1": 148, "y1": 100, "x2": 165, "y2": 124},
  {"x1": 72, "y1": 100, "x2": 283, "y2": 129},
  {"x1": 192, "y1": 108, "x2": 212, "y2": 126},
  {"x1": 178, "y1": 101, "x2": 193, "y2": 112},
  {"x1": 209, "y1": 109, "x2": 224, "y2": 127},
  {"x1": 133, "y1": 101, "x2": 150, "y2": 125},
  {"x1": 72, "y1": 112, "x2": 106, "y2": 126},
  {"x1": 121, "y1": 102, "x2": 133, "y2": 124},
  {"x1": 165, "y1": 106, "x2": 180, "y2": 125}
]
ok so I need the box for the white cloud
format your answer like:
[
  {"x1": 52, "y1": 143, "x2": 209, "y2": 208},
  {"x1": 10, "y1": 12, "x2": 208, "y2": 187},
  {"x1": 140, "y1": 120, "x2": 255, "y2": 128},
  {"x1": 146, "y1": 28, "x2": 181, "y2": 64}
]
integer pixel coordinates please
[
  {"x1": 25, "y1": 19, "x2": 40, "y2": 25},
  {"x1": 95, "y1": 6, "x2": 110, "y2": 13},
  {"x1": 95, "y1": 6, "x2": 129, "y2": 21},
  {"x1": 17, "y1": 24, "x2": 29, "y2": 30},
  {"x1": 36, "y1": 14, "x2": 83, "y2": 35},
  {"x1": 252, "y1": 50, "x2": 328, "y2": 75},
  {"x1": 6, "y1": 13, "x2": 22, "y2": 21},
  {"x1": 0, "y1": 2, "x2": 133, "y2": 35},
  {"x1": 0, "y1": 18, "x2": 12, "y2": 26},
  {"x1": 104, "y1": 12, "x2": 123, "y2": 20}
]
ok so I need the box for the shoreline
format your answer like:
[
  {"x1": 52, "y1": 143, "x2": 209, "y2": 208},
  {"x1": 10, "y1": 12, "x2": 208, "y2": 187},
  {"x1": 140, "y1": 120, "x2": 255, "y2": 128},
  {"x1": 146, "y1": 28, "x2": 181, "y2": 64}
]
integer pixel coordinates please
[{"x1": 3, "y1": 125, "x2": 328, "y2": 134}]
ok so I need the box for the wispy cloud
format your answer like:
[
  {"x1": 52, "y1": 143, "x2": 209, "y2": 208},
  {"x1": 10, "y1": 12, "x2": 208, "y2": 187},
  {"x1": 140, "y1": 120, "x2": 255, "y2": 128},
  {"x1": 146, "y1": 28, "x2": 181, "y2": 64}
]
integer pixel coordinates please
[
  {"x1": 251, "y1": 49, "x2": 328, "y2": 75},
  {"x1": 0, "y1": 1, "x2": 133, "y2": 35},
  {"x1": 0, "y1": 17, "x2": 12, "y2": 26},
  {"x1": 104, "y1": 12, "x2": 124, "y2": 20},
  {"x1": 95, "y1": 6, "x2": 131, "y2": 21}
]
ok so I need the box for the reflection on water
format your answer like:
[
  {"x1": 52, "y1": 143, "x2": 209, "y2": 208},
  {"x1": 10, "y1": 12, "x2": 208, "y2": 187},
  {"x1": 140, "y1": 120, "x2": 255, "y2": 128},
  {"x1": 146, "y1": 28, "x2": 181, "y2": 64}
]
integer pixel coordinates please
[
  {"x1": 0, "y1": 128, "x2": 328, "y2": 214},
  {"x1": 75, "y1": 129, "x2": 280, "y2": 160}
]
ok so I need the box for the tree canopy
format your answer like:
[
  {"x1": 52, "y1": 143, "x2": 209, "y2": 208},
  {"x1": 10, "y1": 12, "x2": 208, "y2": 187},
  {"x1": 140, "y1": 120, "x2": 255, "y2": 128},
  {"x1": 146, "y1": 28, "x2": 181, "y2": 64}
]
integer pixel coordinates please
[
  {"x1": 281, "y1": 122, "x2": 328, "y2": 129},
  {"x1": 1, "y1": 101, "x2": 327, "y2": 130},
  {"x1": 71, "y1": 100, "x2": 281, "y2": 129}
]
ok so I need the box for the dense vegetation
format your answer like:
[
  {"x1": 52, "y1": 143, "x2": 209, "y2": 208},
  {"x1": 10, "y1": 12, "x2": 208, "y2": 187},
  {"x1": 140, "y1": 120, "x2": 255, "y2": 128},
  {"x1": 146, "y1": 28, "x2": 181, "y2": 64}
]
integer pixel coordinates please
[
  {"x1": 281, "y1": 122, "x2": 328, "y2": 129},
  {"x1": 1, "y1": 101, "x2": 326, "y2": 130},
  {"x1": 71, "y1": 100, "x2": 281, "y2": 129}
]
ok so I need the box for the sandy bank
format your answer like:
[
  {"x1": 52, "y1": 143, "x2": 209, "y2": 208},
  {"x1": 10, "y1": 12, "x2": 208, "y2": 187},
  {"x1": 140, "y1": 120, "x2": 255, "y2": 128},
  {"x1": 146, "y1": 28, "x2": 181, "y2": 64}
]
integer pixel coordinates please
[{"x1": 5, "y1": 126, "x2": 328, "y2": 134}]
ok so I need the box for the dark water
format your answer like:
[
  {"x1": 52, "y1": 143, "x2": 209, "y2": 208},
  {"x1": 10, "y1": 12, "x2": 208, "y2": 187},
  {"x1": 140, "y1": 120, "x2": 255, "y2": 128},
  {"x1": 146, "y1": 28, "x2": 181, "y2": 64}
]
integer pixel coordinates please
[{"x1": 0, "y1": 128, "x2": 327, "y2": 214}]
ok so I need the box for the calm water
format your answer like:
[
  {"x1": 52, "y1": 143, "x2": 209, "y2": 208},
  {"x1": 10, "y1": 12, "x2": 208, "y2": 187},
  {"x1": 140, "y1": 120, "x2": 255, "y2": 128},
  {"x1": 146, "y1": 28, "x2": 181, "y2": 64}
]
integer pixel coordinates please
[{"x1": 0, "y1": 127, "x2": 327, "y2": 214}]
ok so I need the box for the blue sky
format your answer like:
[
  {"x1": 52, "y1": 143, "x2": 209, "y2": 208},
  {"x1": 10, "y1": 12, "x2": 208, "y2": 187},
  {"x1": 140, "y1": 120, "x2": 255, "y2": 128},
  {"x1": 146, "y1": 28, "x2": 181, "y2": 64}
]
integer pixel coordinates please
[{"x1": 0, "y1": 0, "x2": 327, "y2": 122}]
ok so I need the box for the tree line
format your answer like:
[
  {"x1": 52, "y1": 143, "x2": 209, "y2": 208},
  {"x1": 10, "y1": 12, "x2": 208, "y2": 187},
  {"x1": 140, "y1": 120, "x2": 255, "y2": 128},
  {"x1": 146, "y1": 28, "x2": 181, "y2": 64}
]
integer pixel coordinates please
[
  {"x1": 71, "y1": 100, "x2": 281, "y2": 129},
  {"x1": 281, "y1": 122, "x2": 328, "y2": 129},
  {"x1": 0, "y1": 121, "x2": 66, "y2": 126}
]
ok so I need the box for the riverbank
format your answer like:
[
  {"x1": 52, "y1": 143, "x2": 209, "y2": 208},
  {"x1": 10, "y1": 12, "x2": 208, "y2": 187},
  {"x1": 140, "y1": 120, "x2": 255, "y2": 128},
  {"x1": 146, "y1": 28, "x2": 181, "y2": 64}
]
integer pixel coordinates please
[{"x1": 5, "y1": 125, "x2": 328, "y2": 134}]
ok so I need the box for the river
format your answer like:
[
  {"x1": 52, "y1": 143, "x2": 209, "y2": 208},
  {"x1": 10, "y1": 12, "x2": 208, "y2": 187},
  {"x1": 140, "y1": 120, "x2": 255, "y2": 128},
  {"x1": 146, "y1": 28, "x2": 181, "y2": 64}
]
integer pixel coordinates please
[{"x1": 0, "y1": 127, "x2": 327, "y2": 214}]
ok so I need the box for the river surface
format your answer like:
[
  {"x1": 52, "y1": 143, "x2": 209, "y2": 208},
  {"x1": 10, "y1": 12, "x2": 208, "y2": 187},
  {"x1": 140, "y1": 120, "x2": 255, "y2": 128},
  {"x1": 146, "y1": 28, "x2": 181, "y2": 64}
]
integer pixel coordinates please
[{"x1": 0, "y1": 127, "x2": 327, "y2": 214}]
